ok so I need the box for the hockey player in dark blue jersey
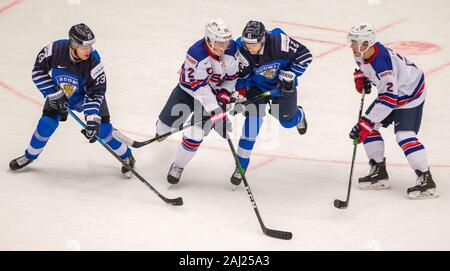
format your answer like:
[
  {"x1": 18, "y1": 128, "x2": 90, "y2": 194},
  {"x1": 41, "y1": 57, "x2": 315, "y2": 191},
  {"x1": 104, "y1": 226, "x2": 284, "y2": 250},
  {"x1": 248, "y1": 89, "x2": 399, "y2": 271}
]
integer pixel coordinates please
[
  {"x1": 230, "y1": 21, "x2": 313, "y2": 186},
  {"x1": 9, "y1": 23, "x2": 135, "y2": 178}
]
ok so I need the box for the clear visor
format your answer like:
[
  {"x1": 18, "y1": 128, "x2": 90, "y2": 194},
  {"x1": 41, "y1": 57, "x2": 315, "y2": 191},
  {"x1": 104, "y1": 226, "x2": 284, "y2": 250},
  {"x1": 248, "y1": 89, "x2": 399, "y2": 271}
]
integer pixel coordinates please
[
  {"x1": 347, "y1": 34, "x2": 370, "y2": 53},
  {"x1": 75, "y1": 44, "x2": 94, "y2": 52},
  {"x1": 71, "y1": 38, "x2": 95, "y2": 50},
  {"x1": 213, "y1": 39, "x2": 231, "y2": 50},
  {"x1": 244, "y1": 38, "x2": 263, "y2": 51}
]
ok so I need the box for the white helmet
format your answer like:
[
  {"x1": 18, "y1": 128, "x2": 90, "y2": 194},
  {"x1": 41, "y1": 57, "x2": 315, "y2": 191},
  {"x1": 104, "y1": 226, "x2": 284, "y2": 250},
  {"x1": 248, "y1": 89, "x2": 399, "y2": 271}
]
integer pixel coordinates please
[
  {"x1": 348, "y1": 23, "x2": 376, "y2": 53},
  {"x1": 204, "y1": 18, "x2": 232, "y2": 54}
]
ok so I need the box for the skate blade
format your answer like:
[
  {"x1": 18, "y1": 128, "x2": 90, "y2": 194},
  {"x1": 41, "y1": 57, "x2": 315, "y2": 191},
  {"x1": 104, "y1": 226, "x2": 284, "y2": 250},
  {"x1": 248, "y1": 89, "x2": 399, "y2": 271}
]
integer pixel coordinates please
[
  {"x1": 358, "y1": 180, "x2": 391, "y2": 190},
  {"x1": 407, "y1": 189, "x2": 439, "y2": 200},
  {"x1": 231, "y1": 185, "x2": 238, "y2": 191}
]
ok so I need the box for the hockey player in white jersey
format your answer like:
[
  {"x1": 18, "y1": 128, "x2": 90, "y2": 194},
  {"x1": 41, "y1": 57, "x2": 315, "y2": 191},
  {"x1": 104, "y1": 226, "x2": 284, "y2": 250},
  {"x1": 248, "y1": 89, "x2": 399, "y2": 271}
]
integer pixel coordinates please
[
  {"x1": 348, "y1": 23, "x2": 437, "y2": 199},
  {"x1": 155, "y1": 19, "x2": 240, "y2": 184}
]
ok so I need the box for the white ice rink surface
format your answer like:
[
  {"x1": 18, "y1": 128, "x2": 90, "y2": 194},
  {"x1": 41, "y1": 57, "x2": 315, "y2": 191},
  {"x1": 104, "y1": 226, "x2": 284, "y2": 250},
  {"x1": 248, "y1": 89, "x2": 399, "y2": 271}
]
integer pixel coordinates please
[{"x1": 1, "y1": 0, "x2": 449, "y2": 250}]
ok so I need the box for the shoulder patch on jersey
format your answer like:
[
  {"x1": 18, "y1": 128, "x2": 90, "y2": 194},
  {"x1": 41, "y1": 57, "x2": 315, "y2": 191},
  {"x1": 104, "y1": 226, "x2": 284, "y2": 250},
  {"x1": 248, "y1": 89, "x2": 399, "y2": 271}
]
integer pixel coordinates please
[
  {"x1": 279, "y1": 33, "x2": 290, "y2": 52},
  {"x1": 91, "y1": 62, "x2": 104, "y2": 79},
  {"x1": 186, "y1": 54, "x2": 198, "y2": 65},
  {"x1": 38, "y1": 43, "x2": 53, "y2": 63},
  {"x1": 378, "y1": 70, "x2": 393, "y2": 78}
]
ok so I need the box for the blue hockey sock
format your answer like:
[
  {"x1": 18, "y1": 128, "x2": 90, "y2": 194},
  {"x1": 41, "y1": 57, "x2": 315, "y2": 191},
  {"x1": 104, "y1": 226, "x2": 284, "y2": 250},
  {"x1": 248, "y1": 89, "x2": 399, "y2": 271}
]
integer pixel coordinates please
[
  {"x1": 99, "y1": 123, "x2": 132, "y2": 159},
  {"x1": 25, "y1": 115, "x2": 60, "y2": 160},
  {"x1": 237, "y1": 116, "x2": 263, "y2": 171}
]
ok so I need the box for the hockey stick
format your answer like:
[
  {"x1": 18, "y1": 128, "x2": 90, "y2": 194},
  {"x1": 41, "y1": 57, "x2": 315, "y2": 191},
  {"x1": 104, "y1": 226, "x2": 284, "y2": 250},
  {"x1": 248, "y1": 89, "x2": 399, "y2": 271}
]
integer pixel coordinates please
[
  {"x1": 226, "y1": 136, "x2": 293, "y2": 240},
  {"x1": 112, "y1": 90, "x2": 274, "y2": 148},
  {"x1": 334, "y1": 90, "x2": 366, "y2": 209},
  {"x1": 67, "y1": 108, "x2": 183, "y2": 206}
]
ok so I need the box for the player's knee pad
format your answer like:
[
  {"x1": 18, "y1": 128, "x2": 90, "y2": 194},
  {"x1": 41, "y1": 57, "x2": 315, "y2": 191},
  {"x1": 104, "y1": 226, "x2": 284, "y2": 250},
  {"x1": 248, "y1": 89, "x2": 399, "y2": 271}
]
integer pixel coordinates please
[
  {"x1": 99, "y1": 123, "x2": 113, "y2": 140},
  {"x1": 279, "y1": 107, "x2": 302, "y2": 129},
  {"x1": 243, "y1": 116, "x2": 263, "y2": 140},
  {"x1": 37, "y1": 116, "x2": 59, "y2": 137}
]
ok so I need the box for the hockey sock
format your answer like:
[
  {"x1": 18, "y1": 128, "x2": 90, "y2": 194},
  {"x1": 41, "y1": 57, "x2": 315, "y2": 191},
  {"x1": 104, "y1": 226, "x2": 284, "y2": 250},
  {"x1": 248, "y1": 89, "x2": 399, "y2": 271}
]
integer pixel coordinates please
[
  {"x1": 25, "y1": 115, "x2": 60, "y2": 160},
  {"x1": 396, "y1": 131, "x2": 429, "y2": 172},
  {"x1": 173, "y1": 125, "x2": 204, "y2": 168},
  {"x1": 99, "y1": 123, "x2": 131, "y2": 159},
  {"x1": 363, "y1": 130, "x2": 385, "y2": 163},
  {"x1": 237, "y1": 116, "x2": 263, "y2": 170},
  {"x1": 174, "y1": 136, "x2": 203, "y2": 168}
]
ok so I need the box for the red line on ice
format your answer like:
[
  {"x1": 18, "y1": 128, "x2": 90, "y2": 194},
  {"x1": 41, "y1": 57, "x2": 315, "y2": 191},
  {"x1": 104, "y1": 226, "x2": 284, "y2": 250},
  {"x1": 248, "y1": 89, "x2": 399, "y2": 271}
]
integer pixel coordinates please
[
  {"x1": 425, "y1": 61, "x2": 450, "y2": 76},
  {"x1": 0, "y1": 0, "x2": 23, "y2": 15},
  {"x1": 248, "y1": 156, "x2": 278, "y2": 171},
  {"x1": 2, "y1": 81, "x2": 449, "y2": 169},
  {"x1": 315, "y1": 44, "x2": 347, "y2": 59},
  {"x1": 118, "y1": 128, "x2": 450, "y2": 169},
  {"x1": 280, "y1": 18, "x2": 407, "y2": 60},
  {"x1": 0, "y1": 80, "x2": 42, "y2": 106},
  {"x1": 271, "y1": 20, "x2": 347, "y2": 33},
  {"x1": 292, "y1": 36, "x2": 345, "y2": 46}
]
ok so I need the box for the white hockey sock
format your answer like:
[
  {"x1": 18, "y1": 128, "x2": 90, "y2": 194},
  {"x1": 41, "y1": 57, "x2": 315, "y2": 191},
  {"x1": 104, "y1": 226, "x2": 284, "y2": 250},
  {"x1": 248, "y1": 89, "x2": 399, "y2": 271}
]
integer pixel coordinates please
[
  {"x1": 363, "y1": 131, "x2": 385, "y2": 163},
  {"x1": 173, "y1": 125, "x2": 204, "y2": 168},
  {"x1": 396, "y1": 131, "x2": 429, "y2": 172}
]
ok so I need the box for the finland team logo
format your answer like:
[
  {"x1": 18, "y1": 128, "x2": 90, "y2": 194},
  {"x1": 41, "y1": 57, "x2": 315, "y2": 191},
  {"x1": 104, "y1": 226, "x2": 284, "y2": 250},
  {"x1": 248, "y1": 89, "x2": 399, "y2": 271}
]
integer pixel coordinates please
[
  {"x1": 255, "y1": 63, "x2": 280, "y2": 79},
  {"x1": 54, "y1": 75, "x2": 79, "y2": 98}
]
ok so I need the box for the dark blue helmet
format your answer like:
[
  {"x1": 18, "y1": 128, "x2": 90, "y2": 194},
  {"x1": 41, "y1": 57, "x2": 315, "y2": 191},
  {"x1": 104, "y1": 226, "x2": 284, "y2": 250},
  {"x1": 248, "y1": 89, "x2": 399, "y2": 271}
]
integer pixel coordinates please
[
  {"x1": 69, "y1": 23, "x2": 95, "y2": 47},
  {"x1": 242, "y1": 21, "x2": 266, "y2": 44}
]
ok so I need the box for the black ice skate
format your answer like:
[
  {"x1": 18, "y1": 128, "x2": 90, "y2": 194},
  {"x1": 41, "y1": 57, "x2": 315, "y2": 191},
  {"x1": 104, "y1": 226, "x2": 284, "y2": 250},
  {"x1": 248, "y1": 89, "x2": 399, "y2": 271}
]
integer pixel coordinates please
[
  {"x1": 297, "y1": 106, "x2": 307, "y2": 135},
  {"x1": 230, "y1": 167, "x2": 245, "y2": 188},
  {"x1": 407, "y1": 170, "x2": 438, "y2": 199},
  {"x1": 358, "y1": 158, "x2": 390, "y2": 189},
  {"x1": 121, "y1": 154, "x2": 135, "y2": 179},
  {"x1": 9, "y1": 154, "x2": 33, "y2": 171},
  {"x1": 167, "y1": 163, "x2": 183, "y2": 184}
]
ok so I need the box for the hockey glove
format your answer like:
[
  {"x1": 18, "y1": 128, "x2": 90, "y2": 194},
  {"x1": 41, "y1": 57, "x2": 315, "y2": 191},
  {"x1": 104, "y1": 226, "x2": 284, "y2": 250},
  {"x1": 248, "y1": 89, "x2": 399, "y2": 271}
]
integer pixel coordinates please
[
  {"x1": 81, "y1": 114, "x2": 101, "y2": 143},
  {"x1": 60, "y1": 111, "x2": 68, "y2": 122},
  {"x1": 349, "y1": 116, "x2": 375, "y2": 144},
  {"x1": 353, "y1": 69, "x2": 371, "y2": 94},
  {"x1": 47, "y1": 89, "x2": 68, "y2": 114},
  {"x1": 277, "y1": 70, "x2": 296, "y2": 94},
  {"x1": 216, "y1": 89, "x2": 238, "y2": 106},
  {"x1": 230, "y1": 87, "x2": 248, "y2": 116}
]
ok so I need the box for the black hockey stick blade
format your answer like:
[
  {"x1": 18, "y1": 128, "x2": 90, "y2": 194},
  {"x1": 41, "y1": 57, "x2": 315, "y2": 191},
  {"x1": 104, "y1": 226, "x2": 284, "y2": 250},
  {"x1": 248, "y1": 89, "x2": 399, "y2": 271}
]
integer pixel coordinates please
[
  {"x1": 167, "y1": 197, "x2": 183, "y2": 206},
  {"x1": 334, "y1": 199, "x2": 348, "y2": 209},
  {"x1": 264, "y1": 228, "x2": 293, "y2": 240},
  {"x1": 132, "y1": 139, "x2": 154, "y2": 148}
]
